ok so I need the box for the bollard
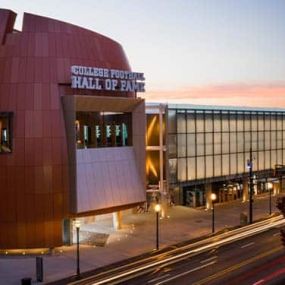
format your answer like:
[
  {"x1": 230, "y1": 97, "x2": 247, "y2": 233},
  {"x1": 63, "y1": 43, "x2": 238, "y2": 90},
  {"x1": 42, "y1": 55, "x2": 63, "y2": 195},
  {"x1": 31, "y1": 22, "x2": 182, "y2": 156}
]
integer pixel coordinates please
[{"x1": 36, "y1": 256, "x2": 44, "y2": 282}]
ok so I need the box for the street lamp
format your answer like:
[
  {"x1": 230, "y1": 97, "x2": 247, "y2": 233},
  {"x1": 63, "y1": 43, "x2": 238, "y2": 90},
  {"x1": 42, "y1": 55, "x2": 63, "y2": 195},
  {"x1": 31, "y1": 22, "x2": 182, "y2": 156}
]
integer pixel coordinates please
[
  {"x1": 154, "y1": 204, "x2": 161, "y2": 250},
  {"x1": 211, "y1": 193, "x2": 217, "y2": 233},
  {"x1": 74, "y1": 219, "x2": 81, "y2": 279},
  {"x1": 247, "y1": 147, "x2": 254, "y2": 224},
  {"x1": 267, "y1": 182, "x2": 273, "y2": 215}
]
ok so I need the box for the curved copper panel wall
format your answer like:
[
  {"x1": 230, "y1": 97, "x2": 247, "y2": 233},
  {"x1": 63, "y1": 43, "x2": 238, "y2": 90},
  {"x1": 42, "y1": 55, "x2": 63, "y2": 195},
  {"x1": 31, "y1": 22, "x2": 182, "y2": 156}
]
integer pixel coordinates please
[{"x1": 0, "y1": 9, "x2": 134, "y2": 248}]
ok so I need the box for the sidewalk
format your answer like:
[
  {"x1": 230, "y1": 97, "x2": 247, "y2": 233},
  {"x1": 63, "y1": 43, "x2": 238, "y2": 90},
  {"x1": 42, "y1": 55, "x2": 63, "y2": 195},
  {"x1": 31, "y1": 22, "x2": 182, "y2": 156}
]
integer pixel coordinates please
[{"x1": 0, "y1": 194, "x2": 282, "y2": 285}]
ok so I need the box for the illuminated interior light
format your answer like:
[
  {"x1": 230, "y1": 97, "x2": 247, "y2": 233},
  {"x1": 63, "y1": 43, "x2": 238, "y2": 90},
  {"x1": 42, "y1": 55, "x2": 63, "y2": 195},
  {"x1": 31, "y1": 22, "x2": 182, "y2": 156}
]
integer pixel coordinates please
[
  {"x1": 146, "y1": 116, "x2": 157, "y2": 144},
  {"x1": 146, "y1": 158, "x2": 158, "y2": 177}
]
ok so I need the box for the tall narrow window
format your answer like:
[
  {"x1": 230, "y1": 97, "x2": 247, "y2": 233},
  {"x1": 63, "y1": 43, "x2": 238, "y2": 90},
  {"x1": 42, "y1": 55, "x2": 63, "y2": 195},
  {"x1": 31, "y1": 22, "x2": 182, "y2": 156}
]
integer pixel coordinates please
[{"x1": 0, "y1": 112, "x2": 12, "y2": 153}]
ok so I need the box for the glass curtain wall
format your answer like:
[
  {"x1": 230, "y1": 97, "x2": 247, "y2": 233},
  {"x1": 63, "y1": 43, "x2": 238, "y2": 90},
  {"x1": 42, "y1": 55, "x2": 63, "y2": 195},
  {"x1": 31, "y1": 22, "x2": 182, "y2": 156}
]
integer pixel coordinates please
[{"x1": 168, "y1": 108, "x2": 285, "y2": 183}]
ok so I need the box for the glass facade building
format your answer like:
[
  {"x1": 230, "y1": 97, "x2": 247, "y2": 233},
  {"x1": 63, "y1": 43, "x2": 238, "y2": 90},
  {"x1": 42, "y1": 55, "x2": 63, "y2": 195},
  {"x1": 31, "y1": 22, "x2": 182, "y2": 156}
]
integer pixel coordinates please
[{"x1": 146, "y1": 104, "x2": 285, "y2": 208}]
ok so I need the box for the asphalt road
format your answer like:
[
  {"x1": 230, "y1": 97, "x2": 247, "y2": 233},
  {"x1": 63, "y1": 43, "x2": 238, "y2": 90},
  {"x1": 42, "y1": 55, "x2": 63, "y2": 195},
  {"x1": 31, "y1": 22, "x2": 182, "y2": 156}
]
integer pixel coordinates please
[{"x1": 115, "y1": 227, "x2": 285, "y2": 285}]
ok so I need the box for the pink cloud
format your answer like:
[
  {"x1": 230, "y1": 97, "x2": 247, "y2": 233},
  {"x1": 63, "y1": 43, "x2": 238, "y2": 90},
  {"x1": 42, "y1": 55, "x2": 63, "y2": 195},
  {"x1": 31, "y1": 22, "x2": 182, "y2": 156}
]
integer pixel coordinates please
[{"x1": 142, "y1": 83, "x2": 285, "y2": 108}]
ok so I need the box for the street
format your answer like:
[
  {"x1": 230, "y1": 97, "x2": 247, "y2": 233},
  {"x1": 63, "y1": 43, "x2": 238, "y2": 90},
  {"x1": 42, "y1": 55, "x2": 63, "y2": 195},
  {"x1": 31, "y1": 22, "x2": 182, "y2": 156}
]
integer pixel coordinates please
[{"x1": 69, "y1": 217, "x2": 285, "y2": 285}]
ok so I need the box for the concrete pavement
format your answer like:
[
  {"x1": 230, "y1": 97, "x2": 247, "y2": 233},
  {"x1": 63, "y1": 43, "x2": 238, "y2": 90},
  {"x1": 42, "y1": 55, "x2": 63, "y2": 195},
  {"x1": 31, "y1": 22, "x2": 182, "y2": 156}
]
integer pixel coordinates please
[{"x1": 0, "y1": 194, "x2": 283, "y2": 284}]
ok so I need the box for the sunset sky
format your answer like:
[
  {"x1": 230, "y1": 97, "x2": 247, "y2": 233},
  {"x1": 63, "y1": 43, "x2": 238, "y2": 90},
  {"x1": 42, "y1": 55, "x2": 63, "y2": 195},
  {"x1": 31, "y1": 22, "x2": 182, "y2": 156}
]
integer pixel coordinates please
[{"x1": 2, "y1": 0, "x2": 285, "y2": 108}]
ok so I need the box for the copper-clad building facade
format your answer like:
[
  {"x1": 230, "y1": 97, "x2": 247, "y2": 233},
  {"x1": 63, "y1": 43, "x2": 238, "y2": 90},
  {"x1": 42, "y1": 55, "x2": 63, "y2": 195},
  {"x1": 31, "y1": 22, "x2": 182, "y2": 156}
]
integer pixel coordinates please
[{"x1": 0, "y1": 9, "x2": 146, "y2": 249}]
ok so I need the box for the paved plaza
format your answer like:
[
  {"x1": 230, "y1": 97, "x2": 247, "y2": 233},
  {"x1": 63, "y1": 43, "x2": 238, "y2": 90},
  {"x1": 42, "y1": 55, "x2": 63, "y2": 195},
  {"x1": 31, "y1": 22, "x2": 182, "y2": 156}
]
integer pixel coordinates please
[{"x1": 0, "y1": 194, "x2": 283, "y2": 284}]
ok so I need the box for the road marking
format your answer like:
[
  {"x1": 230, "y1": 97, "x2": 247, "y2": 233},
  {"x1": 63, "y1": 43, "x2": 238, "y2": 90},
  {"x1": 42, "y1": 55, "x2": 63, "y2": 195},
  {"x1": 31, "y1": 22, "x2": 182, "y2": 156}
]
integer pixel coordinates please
[
  {"x1": 192, "y1": 245, "x2": 283, "y2": 285},
  {"x1": 200, "y1": 256, "x2": 218, "y2": 264},
  {"x1": 155, "y1": 261, "x2": 216, "y2": 284},
  {"x1": 241, "y1": 242, "x2": 255, "y2": 248},
  {"x1": 147, "y1": 274, "x2": 170, "y2": 283}
]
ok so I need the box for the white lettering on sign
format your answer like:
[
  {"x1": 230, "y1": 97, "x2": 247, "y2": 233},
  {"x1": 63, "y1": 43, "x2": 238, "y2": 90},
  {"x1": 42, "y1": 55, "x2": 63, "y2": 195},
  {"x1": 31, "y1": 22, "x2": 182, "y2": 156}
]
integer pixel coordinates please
[{"x1": 71, "y1": 65, "x2": 145, "y2": 92}]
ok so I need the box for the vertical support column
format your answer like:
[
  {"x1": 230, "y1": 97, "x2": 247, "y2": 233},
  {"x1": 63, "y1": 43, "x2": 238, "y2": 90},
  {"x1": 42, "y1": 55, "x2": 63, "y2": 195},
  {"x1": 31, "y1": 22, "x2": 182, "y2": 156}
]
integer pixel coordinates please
[
  {"x1": 112, "y1": 211, "x2": 122, "y2": 230},
  {"x1": 205, "y1": 183, "x2": 212, "y2": 210},
  {"x1": 243, "y1": 178, "x2": 249, "y2": 202},
  {"x1": 159, "y1": 104, "x2": 167, "y2": 218}
]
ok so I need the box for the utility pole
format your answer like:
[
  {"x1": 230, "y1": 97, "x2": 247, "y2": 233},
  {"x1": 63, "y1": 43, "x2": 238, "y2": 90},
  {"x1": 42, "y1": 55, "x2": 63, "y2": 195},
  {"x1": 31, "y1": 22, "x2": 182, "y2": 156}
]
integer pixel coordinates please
[{"x1": 248, "y1": 147, "x2": 254, "y2": 224}]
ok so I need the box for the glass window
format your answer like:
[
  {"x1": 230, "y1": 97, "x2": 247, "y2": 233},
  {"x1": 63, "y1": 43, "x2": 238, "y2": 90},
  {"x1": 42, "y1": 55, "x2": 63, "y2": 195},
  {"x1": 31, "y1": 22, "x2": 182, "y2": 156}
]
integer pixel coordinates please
[
  {"x1": 205, "y1": 133, "x2": 213, "y2": 155},
  {"x1": 265, "y1": 151, "x2": 270, "y2": 169},
  {"x1": 259, "y1": 116, "x2": 265, "y2": 131},
  {"x1": 253, "y1": 152, "x2": 258, "y2": 171},
  {"x1": 237, "y1": 114, "x2": 244, "y2": 131},
  {"x1": 277, "y1": 150, "x2": 282, "y2": 165},
  {"x1": 186, "y1": 112, "x2": 195, "y2": 133},
  {"x1": 214, "y1": 155, "x2": 221, "y2": 177},
  {"x1": 177, "y1": 112, "x2": 186, "y2": 133},
  {"x1": 244, "y1": 132, "x2": 251, "y2": 152},
  {"x1": 187, "y1": 157, "x2": 196, "y2": 180},
  {"x1": 271, "y1": 115, "x2": 277, "y2": 130},
  {"x1": 230, "y1": 153, "x2": 237, "y2": 174},
  {"x1": 264, "y1": 131, "x2": 270, "y2": 150},
  {"x1": 271, "y1": 150, "x2": 277, "y2": 167},
  {"x1": 271, "y1": 131, "x2": 276, "y2": 149},
  {"x1": 168, "y1": 110, "x2": 176, "y2": 133},
  {"x1": 222, "y1": 113, "x2": 229, "y2": 132},
  {"x1": 205, "y1": 156, "x2": 213, "y2": 178},
  {"x1": 237, "y1": 132, "x2": 244, "y2": 152},
  {"x1": 76, "y1": 111, "x2": 131, "y2": 149},
  {"x1": 205, "y1": 113, "x2": 213, "y2": 132},
  {"x1": 177, "y1": 158, "x2": 187, "y2": 181},
  {"x1": 244, "y1": 114, "x2": 251, "y2": 131},
  {"x1": 264, "y1": 115, "x2": 270, "y2": 130},
  {"x1": 229, "y1": 114, "x2": 236, "y2": 131},
  {"x1": 222, "y1": 132, "x2": 229, "y2": 154},
  {"x1": 177, "y1": 134, "x2": 186, "y2": 157},
  {"x1": 196, "y1": 134, "x2": 204, "y2": 156},
  {"x1": 222, "y1": 154, "x2": 229, "y2": 176},
  {"x1": 251, "y1": 114, "x2": 257, "y2": 130},
  {"x1": 196, "y1": 112, "x2": 204, "y2": 133},
  {"x1": 214, "y1": 133, "x2": 221, "y2": 154},
  {"x1": 0, "y1": 112, "x2": 12, "y2": 153},
  {"x1": 258, "y1": 132, "x2": 264, "y2": 151},
  {"x1": 169, "y1": 158, "x2": 177, "y2": 183},
  {"x1": 277, "y1": 131, "x2": 282, "y2": 149},
  {"x1": 252, "y1": 131, "x2": 258, "y2": 151},
  {"x1": 197, "y1": 156, "x2": 205, "y2": 179},
  {"x1": 237, "y1": 153, "x2": 244, "y2": 173},
  {"x1": 277, "y1": 115, "x2": 282, "y2": 130},
  {"x1": 187, "y1": 134, "x2": 196, "y2": 156},
  {"x1": 214, "y1": 113, "x2": 221, "y2": 132},
  {"x1": 258, "y1": 151, "x2": 264, "y2": 170},
  {"x1": 230, "y1": 133, "x2": 237, "y2": 153}
]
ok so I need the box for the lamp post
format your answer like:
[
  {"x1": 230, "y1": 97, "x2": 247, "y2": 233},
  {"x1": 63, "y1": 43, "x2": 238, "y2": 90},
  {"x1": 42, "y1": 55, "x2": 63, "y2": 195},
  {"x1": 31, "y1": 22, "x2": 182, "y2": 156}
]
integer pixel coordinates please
[
  {"x1": 211, "y1": 193, "x2": 217, "y2": 233},
  {"x1": 74, "y1": 219, "x2": 81, "y2": 279},
  {"x1": 267, "y1": 182, "x2": 273, "y2": 215},
  {"x1": 247, "y1": 147, "x2": 254, "y2": 224},
  {"x1": 154, "y1": 204, "x2": 161, "y2": 250}
]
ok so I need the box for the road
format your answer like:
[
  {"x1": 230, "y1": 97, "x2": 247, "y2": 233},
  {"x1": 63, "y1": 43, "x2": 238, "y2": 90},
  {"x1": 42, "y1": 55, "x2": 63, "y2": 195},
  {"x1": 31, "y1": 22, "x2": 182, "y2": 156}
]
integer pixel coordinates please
[{"x1": 69, "y1": 217, "x2": 285, "y2": 285}]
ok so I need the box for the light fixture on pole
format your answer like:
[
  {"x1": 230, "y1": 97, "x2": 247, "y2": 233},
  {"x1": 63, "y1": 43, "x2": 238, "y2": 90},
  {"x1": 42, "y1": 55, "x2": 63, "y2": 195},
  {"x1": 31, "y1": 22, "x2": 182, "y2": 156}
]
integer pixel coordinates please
[
  {"x1": 246, "y1": 147, "x2": 254, "y2": 224},
  {"x1": 267, "y1": 182, "x2": 273, "y2": 215},
  {"x1": 154, "y1": 204, "x2": 161, "y2": 250},
  {"x1": 74, "y1": 219, "x2": 81, "y2": 279},
  {"x1": 211, "y1": 193, "x2": 217, "y2": 233}
]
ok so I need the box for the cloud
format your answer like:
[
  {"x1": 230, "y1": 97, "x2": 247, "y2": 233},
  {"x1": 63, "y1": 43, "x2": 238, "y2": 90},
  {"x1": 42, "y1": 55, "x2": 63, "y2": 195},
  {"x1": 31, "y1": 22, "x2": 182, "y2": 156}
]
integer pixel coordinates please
[{"x1": 141, "y1": 83, "x2": 285, "y2": 108}]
